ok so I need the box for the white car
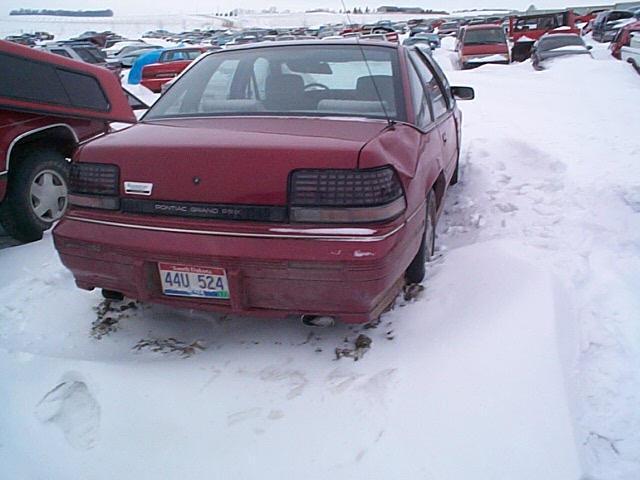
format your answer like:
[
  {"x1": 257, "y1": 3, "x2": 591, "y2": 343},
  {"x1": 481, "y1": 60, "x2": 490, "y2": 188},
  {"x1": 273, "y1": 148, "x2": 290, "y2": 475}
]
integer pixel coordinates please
[
  {"x1": 621, "y1": 32, "x2": 640, "y2": 73},
  {"x1": 103, "y1": 40, "x2": 149, "y2": 58}
]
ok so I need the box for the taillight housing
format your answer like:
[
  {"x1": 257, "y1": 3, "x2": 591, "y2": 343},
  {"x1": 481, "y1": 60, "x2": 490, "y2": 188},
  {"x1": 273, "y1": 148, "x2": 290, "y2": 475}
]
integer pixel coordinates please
[
  {"x1": 68, "y1": 163, "x2": 120, "y2": 210},
  {"x1": 289, "y1": 166, "x2": 406, "y2": 223}
]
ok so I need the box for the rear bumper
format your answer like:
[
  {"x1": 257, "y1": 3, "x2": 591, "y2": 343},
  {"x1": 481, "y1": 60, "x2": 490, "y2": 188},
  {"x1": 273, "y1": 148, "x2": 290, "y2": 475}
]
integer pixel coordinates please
[
  {"x1": 462, "y1": 59, "x2": 509, "y2": 69},
  {"x1": 53, "y1": 213, "x2": 423, "y2": 323}
]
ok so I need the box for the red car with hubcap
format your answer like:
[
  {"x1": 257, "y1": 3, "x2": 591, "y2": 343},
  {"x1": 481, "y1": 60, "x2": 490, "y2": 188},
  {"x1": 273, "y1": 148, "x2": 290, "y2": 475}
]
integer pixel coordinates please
[{"x1": 0, "y1": 39, "x2": 135, "y2": 242}]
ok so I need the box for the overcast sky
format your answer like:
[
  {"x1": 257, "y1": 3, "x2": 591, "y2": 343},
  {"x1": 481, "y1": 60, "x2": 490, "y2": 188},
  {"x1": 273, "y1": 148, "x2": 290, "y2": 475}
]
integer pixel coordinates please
[{"x1": 6, "y1": 1, "x2": 607, "y2": 15}]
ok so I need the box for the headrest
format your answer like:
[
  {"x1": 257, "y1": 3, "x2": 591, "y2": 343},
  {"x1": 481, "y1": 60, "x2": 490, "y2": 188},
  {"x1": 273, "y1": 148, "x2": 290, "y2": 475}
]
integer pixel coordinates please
[{"x1": 356, "y1": 75, "x2": 394, "y2": 101}]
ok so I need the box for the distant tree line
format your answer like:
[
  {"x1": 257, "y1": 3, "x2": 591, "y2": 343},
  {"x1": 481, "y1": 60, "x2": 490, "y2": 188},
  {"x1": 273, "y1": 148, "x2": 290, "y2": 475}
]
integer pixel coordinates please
[
  {"x1": 337, "y1": 6, "x2": 449, "y2": 15},
  {"x1": 9, "y1": 8, "x2": 114, "y2": 17}
]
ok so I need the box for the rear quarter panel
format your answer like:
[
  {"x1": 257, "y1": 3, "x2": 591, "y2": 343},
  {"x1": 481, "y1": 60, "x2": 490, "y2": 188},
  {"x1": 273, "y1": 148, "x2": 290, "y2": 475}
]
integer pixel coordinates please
[{"x1": 358, "y1": 124, "x2": 443, "y2": 220}]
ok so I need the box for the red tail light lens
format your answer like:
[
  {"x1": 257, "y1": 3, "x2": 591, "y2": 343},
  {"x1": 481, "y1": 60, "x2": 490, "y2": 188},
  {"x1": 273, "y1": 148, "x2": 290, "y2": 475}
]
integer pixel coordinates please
[
  {"x1": 69, "y1": 163, "x2": 120, "y2": 210},
  {"x1": 289, "y1": 166, "x2": 406, "y2": 223}
]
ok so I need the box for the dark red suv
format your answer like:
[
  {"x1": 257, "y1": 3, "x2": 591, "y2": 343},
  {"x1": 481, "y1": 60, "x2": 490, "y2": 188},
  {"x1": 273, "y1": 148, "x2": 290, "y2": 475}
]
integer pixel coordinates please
[
  {"x1": 53, "y1": 40, "x2": 473, "y2": 324},
  {"x1": 0, "y1": 40, "x2": 135, "y2": 241}
]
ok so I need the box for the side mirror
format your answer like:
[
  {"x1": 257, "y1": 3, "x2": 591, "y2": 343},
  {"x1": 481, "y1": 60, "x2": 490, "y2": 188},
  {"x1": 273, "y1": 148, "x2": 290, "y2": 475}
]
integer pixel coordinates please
[
  {"x1": 587, "y1": 45, "x2": 593, "y2": 50},
  {"x1": 451, "y1": 86, "x2": 475, "y2": 101}
]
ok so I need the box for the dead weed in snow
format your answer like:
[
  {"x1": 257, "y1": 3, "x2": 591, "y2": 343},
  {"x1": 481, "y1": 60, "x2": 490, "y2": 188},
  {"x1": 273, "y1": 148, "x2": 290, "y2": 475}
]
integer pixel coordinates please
[
  {"x1": 91, "y1": 299, "x2": 138, "y2": 340},
  {"x1": 132, "y1": 338, "x2": 206, "y2": 358},
  {"x1": 335, "y1": 334, "x2": 372, "y2": 361}
]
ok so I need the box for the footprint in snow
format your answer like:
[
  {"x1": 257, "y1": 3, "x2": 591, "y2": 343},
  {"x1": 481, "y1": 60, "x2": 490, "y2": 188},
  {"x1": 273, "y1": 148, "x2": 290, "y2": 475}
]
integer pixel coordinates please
[{"x1": 35, "y1": 375, "x2": 100, "y2": 450}]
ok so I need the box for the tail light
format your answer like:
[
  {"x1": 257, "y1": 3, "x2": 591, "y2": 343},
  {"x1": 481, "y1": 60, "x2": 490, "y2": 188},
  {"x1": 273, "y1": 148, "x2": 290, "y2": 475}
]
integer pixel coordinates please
[
  {"x1": 289, "y1": 166, "x2": 406, "y2": 223},
  {"x1": 68, "y1": 163, "x2": 120, "y2": 210}
]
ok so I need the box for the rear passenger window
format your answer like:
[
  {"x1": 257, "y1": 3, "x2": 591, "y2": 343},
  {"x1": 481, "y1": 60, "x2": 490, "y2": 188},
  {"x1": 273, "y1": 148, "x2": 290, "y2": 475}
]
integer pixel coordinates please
[
  {"x1": 409, "y1": 50, "x2": 448, "y2": 119},
  {"x1": 56, "y1": 69, "x2": 109, "y2": 110},
  {"x1": 0, "y1": 52, "x2": 109, "y2": 112},
  {"x1": 420, "y1": 52, "x2": 454, "y2": 109},
  {"x1": 407, "y1": 61, "x2": 432, "y2": 129}
]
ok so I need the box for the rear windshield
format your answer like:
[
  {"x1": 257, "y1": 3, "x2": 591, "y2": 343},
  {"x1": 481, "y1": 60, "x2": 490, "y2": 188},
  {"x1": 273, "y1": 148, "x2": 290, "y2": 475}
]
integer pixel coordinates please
[
  {"x1": 145, "y1": 45, "x2": 405, "y2": 121},
  {"x1": 463, "y1": 28, "x2": 506, "y2": 44},
  {"x1": 161, "y1": 49, "x2": 202, "y2": 62},
  {"x1": 73, "y1": 46, "x2": 106, "y2": 64},
  {"x1": 539, "y1": 35, "x2": 585, "y2": 50},
  {"x1": 608, "y1": 11, "x2": 634, "y2": 22}
]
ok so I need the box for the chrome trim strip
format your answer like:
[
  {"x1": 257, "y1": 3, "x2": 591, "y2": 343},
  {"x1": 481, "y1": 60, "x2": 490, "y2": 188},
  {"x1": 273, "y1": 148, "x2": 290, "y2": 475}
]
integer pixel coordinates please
[
  {"x1": 5, "y1": 123, "x2": 79, "y2": 172},
  {"x1": 77, "y1": 131, "x2": 107, "y2": 146},
  {"x1": 144, "y1": 114, "x2": 389, "y2": 122},
  {"x1": 0, "y1": 170, "x2": 7, "y2": 177},
  {"x1": 124, "y1": 181, "x2": 153, "y2": 196},
  {"x1": 65, "y1": 215, "x2": 409, "y2": 242}
]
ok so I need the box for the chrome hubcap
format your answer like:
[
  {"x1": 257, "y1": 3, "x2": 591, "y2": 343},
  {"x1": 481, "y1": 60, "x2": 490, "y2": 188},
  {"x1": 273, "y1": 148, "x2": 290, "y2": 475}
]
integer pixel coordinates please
[{"x1": 29, "y1": 169, "x2": 68, "y2": 222}]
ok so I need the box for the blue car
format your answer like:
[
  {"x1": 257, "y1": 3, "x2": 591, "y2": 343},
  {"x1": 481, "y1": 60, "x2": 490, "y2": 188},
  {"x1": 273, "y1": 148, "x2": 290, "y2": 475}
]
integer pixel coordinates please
[
  {"x1": 403, "y1": 33, "x2": 441, "y2": 49},
  {"x1": 127, "y1": 49, "x2": 164, "y2": 85}
]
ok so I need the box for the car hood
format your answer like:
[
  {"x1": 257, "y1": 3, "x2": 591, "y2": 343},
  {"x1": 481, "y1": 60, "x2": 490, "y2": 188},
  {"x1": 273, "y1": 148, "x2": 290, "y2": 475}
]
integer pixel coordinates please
[{"x1": 461, "y1": 43, "x2": 509, "y2": 55}]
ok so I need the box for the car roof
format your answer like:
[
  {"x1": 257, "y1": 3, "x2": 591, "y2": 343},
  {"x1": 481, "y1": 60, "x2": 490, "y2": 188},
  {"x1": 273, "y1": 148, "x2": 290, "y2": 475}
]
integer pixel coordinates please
[
  {"x1": 464, "y1": 24, "x2": 504, "y2": 31},
  {"x1": 222, "y1": 38, "x2": 399, "y2": 52},
  {"x1": 163, "y1": 46, "x2": 202, "y2": 52},
  {"x1": 539, "y1": 33, "x2": 581, "y2": 40}
]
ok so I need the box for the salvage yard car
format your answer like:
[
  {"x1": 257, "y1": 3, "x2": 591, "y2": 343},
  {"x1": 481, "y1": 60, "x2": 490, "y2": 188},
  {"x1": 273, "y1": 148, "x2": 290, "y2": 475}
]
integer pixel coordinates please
[
  {"x1": 456, "y1": 24, "x2": 510, "y2": 69},
  {"x1": 140, "y1": 47, "x2": 212, "y2": 93},
  {"x1": 592, "y1": 9, "x2": 636, "y2": 42},
  {"x1": 621, "y1": 32, "x2": 640, "y2": 73},
  {"x1": 531, "y1": 33, "x2": 593, "y2": 70},
  {"x1": 508, "y1": 10, "x2": 580, "y2": 61},
  {"x1": 610, "y1": 20, "x2": 640, "y2": 59},
  {"x1": 52, "y1": 40, "x2": 474, "y2": 324},
  {"x1": 0, "y1": 39, "x2": 135, "y2": 241}
]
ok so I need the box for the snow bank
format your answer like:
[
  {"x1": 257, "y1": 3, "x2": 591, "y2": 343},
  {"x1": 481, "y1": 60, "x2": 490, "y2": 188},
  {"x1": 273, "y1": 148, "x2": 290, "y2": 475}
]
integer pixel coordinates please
[
  {"x1": 433, "y1": 40, "x2": 640, "y2": 479},
  {"x1": 0, "y1": 237, "x2": 582, "y2": 479}
]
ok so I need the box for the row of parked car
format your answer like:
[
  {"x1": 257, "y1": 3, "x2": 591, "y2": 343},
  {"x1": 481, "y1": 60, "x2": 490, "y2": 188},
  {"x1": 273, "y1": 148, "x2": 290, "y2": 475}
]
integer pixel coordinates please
[
  {"x1": 0, "y1": 36, "x2": 475, "y2": 325},
  {"x1": 428, "y1": 8, "x2": 640, "y2": 72}
]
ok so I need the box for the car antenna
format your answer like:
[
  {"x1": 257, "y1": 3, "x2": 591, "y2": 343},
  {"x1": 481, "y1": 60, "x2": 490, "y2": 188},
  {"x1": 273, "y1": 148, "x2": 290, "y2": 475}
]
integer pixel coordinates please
[{"x1": 340, "y1": 0, "x2": 394, "y2": 128}]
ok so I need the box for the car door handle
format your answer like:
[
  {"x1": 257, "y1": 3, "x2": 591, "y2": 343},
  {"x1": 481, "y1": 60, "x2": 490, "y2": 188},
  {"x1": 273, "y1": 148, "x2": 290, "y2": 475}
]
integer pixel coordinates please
[{"x1": 442, "y1": 133, "x2": 448, "y2": 144}]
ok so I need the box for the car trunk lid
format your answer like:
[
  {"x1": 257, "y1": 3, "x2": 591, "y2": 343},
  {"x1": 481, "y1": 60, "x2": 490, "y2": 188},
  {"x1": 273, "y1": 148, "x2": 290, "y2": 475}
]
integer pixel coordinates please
[{"x1": 78, "y1": 117, "x2": 387, "y2": 211}]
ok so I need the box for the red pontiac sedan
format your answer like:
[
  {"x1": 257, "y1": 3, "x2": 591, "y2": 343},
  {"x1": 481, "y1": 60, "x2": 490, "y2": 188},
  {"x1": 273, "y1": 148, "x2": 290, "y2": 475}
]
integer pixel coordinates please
[{"x1": 53, "y1": 40, "x2": 474, "y2": 324}]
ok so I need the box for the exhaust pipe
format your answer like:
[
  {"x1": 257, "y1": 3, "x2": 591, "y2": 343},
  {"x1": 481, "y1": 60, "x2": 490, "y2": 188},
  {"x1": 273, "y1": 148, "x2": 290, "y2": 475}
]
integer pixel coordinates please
[
  {"x1": 301, "y1": 315, "x2": 335, "y2": 327},
  {"x1": 101, "y1": 289, "x2": 124, "y2": 301}
]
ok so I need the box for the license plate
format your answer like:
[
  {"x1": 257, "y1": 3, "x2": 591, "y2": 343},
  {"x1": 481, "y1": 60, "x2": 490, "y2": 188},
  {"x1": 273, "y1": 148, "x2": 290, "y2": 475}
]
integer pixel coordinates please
[{"x1": 158, "y1": 263, "x2": 230, "y2": 299}]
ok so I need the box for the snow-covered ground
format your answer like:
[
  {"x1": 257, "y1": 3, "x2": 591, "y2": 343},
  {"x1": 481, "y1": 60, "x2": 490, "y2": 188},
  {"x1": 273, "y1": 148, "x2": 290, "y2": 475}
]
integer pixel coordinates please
[{"x1": 1, "y1": 26, "x2": 639, "y2": 480}]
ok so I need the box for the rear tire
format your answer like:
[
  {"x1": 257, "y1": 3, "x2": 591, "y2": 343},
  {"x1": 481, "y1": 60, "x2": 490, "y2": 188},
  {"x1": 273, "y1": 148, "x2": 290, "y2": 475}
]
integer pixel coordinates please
[
  {"x1": 0, "y1": 149, "x2": 69, "y2": 243},
  {"x1": 450, "y1": 158, "x2": 459, "y2": 185},
  {"x1": 405, "y1": 191, "x2": 437, "y2": 284}
]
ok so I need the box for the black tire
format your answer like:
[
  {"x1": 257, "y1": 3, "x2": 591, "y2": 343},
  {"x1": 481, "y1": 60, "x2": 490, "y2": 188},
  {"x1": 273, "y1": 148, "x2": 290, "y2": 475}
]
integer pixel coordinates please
[
  {"x1": 450, "y1": 157, "x2": 459, "y2": 185},
  {"x1": 0, "y1": 149, "x2": 69, "y2": 243},
  {"x1": 405, "y1": 191, "x2": 437, "y2": 284}
]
